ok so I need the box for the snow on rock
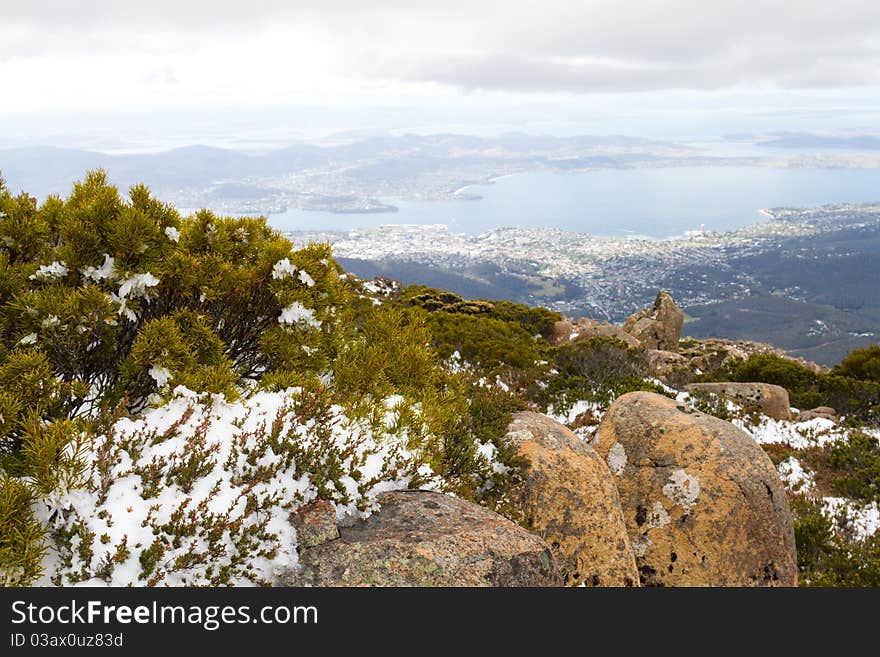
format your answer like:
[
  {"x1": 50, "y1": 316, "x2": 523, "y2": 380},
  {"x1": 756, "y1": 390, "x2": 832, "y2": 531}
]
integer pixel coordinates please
[
  {"x1": 547, "y1": 399, "x2": 603, "y2": 426},
  {"x1": 36, "y1": 388, "x2": 433, "y2": 586},
  {"x1": 546, "y1": 399, "x2": 604, "y2": 442},
  {"x1": 29, "y1": 260, "x2": 69, "y2": 281},
  {"x1": 278, "y1": 301, "x2": 321, "y2": 329}
]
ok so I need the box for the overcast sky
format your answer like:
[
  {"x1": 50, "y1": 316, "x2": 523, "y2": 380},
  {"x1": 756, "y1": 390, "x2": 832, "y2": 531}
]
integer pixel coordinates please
[{"x1": 3, "y1": 1, "x2": 880, "y2": 144}]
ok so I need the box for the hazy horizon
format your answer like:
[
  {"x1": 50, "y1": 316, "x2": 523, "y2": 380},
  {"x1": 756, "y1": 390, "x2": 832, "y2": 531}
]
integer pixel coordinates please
[{"x1": 3, "y1": 2, "x2": 880, "y2": 151}]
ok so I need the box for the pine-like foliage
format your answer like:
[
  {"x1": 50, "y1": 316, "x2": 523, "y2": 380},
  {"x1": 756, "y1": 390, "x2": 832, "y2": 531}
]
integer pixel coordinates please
[{"x1": 0, "y1": 171, "x2": 517, "y2": 586}]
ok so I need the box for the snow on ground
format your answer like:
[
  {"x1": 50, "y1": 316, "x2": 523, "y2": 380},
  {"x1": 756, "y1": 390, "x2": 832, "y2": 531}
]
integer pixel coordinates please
[
  {"x1": 547, "y1": 399, "x2": 603, "y2": 426},
  {"x1": 822, "y1": 498, "x2": 880, "y2": 540},
  {"x1": 733, "y1": 415, "x2": 845, "y2": 448},
  {"x1": 777, "y1": 456, "x2": 815, "y2": 494},
  {"x1": 35, "y1": 387, "x2": 438, "y2": 587},
  {"x1": 546, "y1": 399, "x2": 604, "y2": 442}
]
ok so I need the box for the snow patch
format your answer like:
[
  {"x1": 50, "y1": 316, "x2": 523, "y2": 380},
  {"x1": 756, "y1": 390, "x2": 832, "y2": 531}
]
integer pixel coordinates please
[
  {"x1": 149, "y1": 366, "x2": 173, "y2": 387},
  {"x1": 777, "y1": 456, "x2": 815, "y2": 494},
  {"x1": 278, "y1": 302, "x2": 321, "y2": 329},
  {"x1": 735, "y1": 415, "x2": 844, "y2": 449},
  {"x1": 271, "y1": 258, "x2": 297, "y2": 280},
  {"x1": 117, "y1": 272, "x2": 160, "y2": 300},
  {"x1": 82, "y1": 254, "x2": 116, "y2": 282},
  {"x1": 35, "y1": 389, "x2": 432, "y2": 586},
  {"x1": 546, "y1": 399, "x2": 603, "y2": 426},
  {"x1": 30, "y1": 261, "x2": 69, "y2": 281},
  {"x1": 822, "y1": 498, "x2": 880, "y2": 540}
]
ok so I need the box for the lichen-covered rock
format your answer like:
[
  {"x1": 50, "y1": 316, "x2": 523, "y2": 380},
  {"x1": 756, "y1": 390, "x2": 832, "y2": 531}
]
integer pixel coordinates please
[
  {"x1": 623, "y1": 290, "x2": 684, "y2": 351},
  {"x1": 505, "y1": 412, "x2": 639, "y2": 587},
  {"x1": 646, "y1": 349, "x2": 689, "y2": 382},
  {"x1": 685, "y1": 382, "x2": 792, "y2": 421},
  {"x1": 594, "y1": 391, "x2": 798, "y2": 587},
  {"x1": 290, "y1": 500, "x2": 339, "y2": 549},
  {"x1": 553, "y1": 318, "x2": 641, "y2": 348},
  {"x1": 290, "y1": 491, "x2": 562, "y2": 587},
  {"x1": 680, "y1": 338, "x2": 828, "y2": 374},
  {"x1": 796, "y1": 406, "x2": 838, "y2": 423}
]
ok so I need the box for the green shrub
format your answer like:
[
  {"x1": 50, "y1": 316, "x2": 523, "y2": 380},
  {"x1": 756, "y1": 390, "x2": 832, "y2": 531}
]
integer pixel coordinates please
[
  {"x1": 400, "y1": 285, "x2": 561, "y2": 339},
  {"x1": 835, "y1": 344, "x2": 880, "y2": 382},
  {"x1": 535, "y1": 336, "x2": 667, "y2": 411},
  {"x1": 425, "y1": 313, "x2": 545, "y2": 371},
  {"x1": 792, "y1": 497, "x2": 880, "y2": 587},
  {"x1": 828, "y1": 432, "x2": 880, "y2": 503},
  {"x1": 712, "y1": 352, "x2": 880, "y2": 422},
  {"x1": 0, "y1": 476, "x2": 47, "y2": 586},
  {"x1": 723, "y1": 353, "x2": 818, "y2": 391},
  {"x1": 0, "y1": 171, "x2": 406, "y2": 585},
  {"x1": 686, "y1": 389, "x2": 732, "y2": 421}
]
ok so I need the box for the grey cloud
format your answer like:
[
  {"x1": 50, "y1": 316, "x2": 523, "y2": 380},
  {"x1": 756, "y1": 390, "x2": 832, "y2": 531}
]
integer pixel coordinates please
[
  {"x1": 392, "y1": 48, "x2": 880, "y2": 94},
  {"x1": 4, "y1": 1, "x2": 880, "y2": 92}
]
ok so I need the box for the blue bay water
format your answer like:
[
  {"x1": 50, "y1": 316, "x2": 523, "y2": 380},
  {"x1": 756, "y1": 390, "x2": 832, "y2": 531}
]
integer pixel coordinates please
[{"x1": 266, "y1": 166, "x2": 880, "y2": 237}]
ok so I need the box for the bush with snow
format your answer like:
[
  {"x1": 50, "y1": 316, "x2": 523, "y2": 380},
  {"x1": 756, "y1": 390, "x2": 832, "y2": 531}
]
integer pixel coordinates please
[
  {"x1": 0, "y1": 172, "x2": 520, "y2": 586},
  {"x1": 38, "y1": 387, "x2": 436, "y2": 586}
]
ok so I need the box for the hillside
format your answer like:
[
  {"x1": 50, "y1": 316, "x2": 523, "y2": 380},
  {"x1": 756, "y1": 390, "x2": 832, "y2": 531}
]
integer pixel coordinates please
[
  {"x1": 1, "y1": 172, "x2": 879, "y2": 587},
  {"x1": 315, "y1": 205, "x2": 880, "y2": 366}
]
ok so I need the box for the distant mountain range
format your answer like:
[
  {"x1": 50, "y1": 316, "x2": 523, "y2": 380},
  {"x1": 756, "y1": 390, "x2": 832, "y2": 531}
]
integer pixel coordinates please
[
  {"x1": 0, "y1": 134, "x2": 688, "y2": 214},
  {"x1": 5, "y1": 132, "x2": 880, "y2": 217},
  {"x1": 732, "y1": 131, "x2": 880, "y2": 151}
]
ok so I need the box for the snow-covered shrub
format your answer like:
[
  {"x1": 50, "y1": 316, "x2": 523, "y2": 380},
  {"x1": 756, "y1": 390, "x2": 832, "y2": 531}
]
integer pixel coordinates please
[
  {"x1": 0, "y1": 171, "x2": 518, "y2": 586},
  {"x1": 39, "y1": 387, "x2": 433, "y2": 586}
]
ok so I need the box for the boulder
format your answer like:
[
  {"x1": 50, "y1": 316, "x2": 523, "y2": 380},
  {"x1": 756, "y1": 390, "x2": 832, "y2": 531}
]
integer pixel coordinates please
[
  {"x1": 553, "y1": 318, "x2": 641, "y2": 349},
  {"x1": 290, "y1": 500, "x2": 339, "y2": 549},
  {"x1": 552, "y1": 319, "x2": 577, "y2": 344},
  {"x1": 290, "y1": 490, "x2": 562, "y2": 587},
  {"x1": 505, "y1": 412, "x2": 639, "y2": 587},
  {"x1": 646, "y1": 349, "x2": 689, "y2": 382},
  {"x1": 682, "y1": 338, "x2": 828, "y2": 375},
  {"x1": 594, "y1": 391, "x2": 798, "y2": 587},
  {"x1": 685, "y1": 382, "x2": 792, "y2": 421},
  {"x1": 623, "y1": 290, "x2": 684, "y2": 352},
  {"x1": 796, "y1": 406, "x2": 838, "y2": 423}
]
